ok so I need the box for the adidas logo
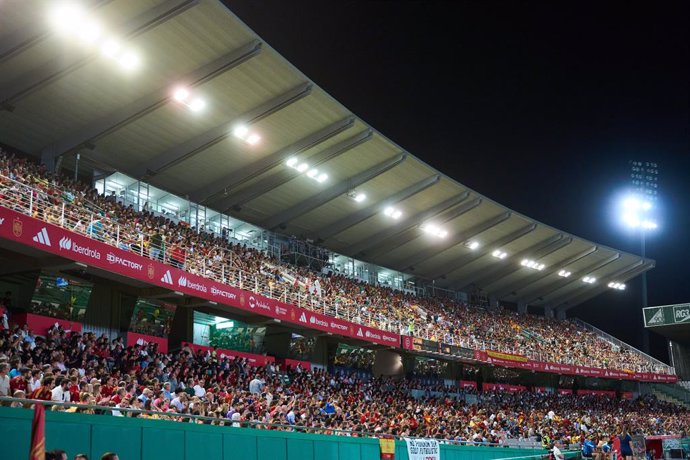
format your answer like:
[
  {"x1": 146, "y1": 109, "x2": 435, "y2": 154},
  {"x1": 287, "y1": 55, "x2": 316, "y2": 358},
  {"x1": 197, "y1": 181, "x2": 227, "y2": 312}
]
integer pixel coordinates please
[
  {"x1": 178, "y1": 276, "x2": 187, "y2": 287},
  {"x1": 299, "y1": 312, "x2": 307, "y2": 323},
  {"x1": 357, "y1": 328, "x2": 364, "y2": 337},
  {"x1": 647, "y1": 308, "x2": 664, "y2": 325},
  {"x1": 161, "y1": 270, "x2": 173, "y2": 285},
  {"x1": 33, "y1": 227, "x2": 52, "y2": 246},
  {"x1": 59, "y1": 237, "x2": 72, "y2": 250}
]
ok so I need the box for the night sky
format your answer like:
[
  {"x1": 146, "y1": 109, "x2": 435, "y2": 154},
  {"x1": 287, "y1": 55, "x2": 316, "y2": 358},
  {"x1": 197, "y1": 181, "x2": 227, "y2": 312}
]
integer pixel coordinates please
[{"x1": 227, "y1": 1, "x2": 690, "y2": 362}]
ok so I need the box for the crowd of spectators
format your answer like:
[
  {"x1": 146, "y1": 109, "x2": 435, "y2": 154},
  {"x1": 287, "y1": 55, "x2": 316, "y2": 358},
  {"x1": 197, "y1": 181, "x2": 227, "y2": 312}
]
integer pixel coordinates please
[
  {"x1": 0, "y1": 325, "x2": 688, "y2": 443},
  {"x1": 0, "y1": 150, "x2": 672, "y2": 374}
]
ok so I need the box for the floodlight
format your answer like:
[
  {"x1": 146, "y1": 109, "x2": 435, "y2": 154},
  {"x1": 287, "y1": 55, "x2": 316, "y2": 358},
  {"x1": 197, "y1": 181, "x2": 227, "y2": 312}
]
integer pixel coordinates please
[
  {"x1": 189, "y1": 98, "x2": 206, "y2": 113},
  {"x1": 316, "y1": 173, "x2": 328, "y2": 183},
  {"x1": 466, "y1": 241, "x2": 480, "y2": 250},
  {"x1": 558, "y1": 270, "x2": 571, "y2": 278},
  {"x1": 286, "y1": 158, "x2": 298, "y2": 168},
  {"x1": 492, "y1": 250, "x2": 507, "y2": 259},
  {"x1": 354, "y1": 193, "x2": 366, "y2": 203},
  {"x1": 173, "y1": 88, "x2": 189, "y2": 102},
  {"x1": 101, "y1": 39, "x2": 121, "y2": 58},
  {"x1": 246, "y1": 134, "x2": 261, "y2": 145},
  {"x1": 296, "y1": 163, "x2": 309, "y2": 173},
  {"x1": 384, "y1": 207, "x2": 395, "y2": 217},
  {"x1": 233, "y1": 126, "x2": 249, "y2": 139},
  {"x1": 392, "y1": 210, "x2": 402, "y2": 219},
  {"x1": 49, "y1": 4, "x2": 85, "y2": 32},
  {"x1": 118, "y1": 51, "x2": 140, "y2": 70},
  {"x1": 307, "y1": 169, "x2": 319, "y2": 178},
  {"x1": 582, "y1": 276, "x2": 596, "y2": 284}
]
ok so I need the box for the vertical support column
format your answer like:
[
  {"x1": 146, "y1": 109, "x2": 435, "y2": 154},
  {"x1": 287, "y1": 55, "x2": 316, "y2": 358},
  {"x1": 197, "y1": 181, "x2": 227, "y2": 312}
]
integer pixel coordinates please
[
  {"x1": 556, "y1": 309, "x2": 566, "y2": 320},
  {"x1": 517, "y1": 302, "x2": 528, "y2": 314},
  {"x1": 544, "y1": 305, "x2": 555, "y2": 318}
]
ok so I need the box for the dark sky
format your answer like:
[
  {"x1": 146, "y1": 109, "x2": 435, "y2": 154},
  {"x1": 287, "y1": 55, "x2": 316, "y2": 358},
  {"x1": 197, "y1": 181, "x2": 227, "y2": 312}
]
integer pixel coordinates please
[{"x1": 227, "y1": 1, "x2": 690, "y2": 362}]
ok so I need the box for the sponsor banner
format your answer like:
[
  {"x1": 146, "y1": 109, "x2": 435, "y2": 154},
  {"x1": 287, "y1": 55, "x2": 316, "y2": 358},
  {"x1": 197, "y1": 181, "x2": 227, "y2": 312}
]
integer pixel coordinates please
[
  {"x1": 621, "y1": 391, "x2": 635, "y2": 400},
  {"x1": 440, "y1": 343, "x2": 476, "y2": 360},
  {"x1": 474, "y1": 348, "x2": 677, "y2": 383},
  {"x1": 126, "y1": 332, "x2": 169, "y2": 353},
  {"x1": 458, "y1": 380, "x2": 478, "y2": 390},
  {"x1": 486, "y1": 350, "x2": 529, "y2": 363},
  {"x1": 483, "y1": 383, "x2": 527, "y2": 393},
  {"x1": 533, "y1": 386, "x2": 548, "y2": 394},
  {"x1": 557, "y1": 389, "x2": 573, "y2": 395},
  {"x1": 13, "y1": 312, "x2": 82, "y2": 336},
  {"x1": 183, "y1": 342, "x2": 275, "y2": 367},
  {"x1": 404, "y1": 438, "x2": 440, "y2": 460},
  {"x1": 577, "y1": 389, "x2": 616, "y2": 397},
  {"x1": 0, "y1": 206, "x2": 399, "y2": 347},
  {"x1": 277, "y1": 358, "x2": 312, "y2": 371}
]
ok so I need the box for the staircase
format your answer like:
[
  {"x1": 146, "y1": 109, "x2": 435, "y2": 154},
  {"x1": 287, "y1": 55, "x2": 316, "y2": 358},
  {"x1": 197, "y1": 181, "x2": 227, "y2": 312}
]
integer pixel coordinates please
[{"x1": 651, "y1": 383, "x2": 690, "y2": 409}]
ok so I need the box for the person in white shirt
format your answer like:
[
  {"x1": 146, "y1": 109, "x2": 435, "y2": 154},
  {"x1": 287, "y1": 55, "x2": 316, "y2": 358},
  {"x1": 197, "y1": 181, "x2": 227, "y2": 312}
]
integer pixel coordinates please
[
  {"x1": 112, "y1": 398, "x2": 129, "y2": 417},
  {"x1": 51, "y1": 378, "x2": 71, "y2": 403},
  {"x1": 248, "y1": 377, "x2": 264, "y2": 394},
  {"x1": 0, "y1": 363, "x2": 10, "y2": 396},
  {"x1": 552, "y1": 441, "x2": 565, "y2": 460},
  {"x1": 193, "y1": 379, "x2": 206, "y2": 398}
]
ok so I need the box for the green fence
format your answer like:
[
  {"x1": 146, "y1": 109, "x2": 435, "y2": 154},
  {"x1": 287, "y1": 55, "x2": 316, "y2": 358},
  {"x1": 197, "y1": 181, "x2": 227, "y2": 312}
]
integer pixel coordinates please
[{"x1": 0, "y1": 406, "x2": 550, "y2": 460}]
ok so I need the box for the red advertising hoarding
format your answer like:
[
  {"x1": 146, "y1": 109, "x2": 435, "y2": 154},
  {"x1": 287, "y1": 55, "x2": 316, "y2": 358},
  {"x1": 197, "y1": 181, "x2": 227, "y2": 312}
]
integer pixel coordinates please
[
  {"x1": 13, "y1": 312, "x2": 82, "y2": 336},
  {"x1": 483, "y1": 383, "x2": 527, "y2": 392},
  {"x1": 126, "y1": 332, "x2": 169, "y2": 353},
  {"x1": 182, "y1": 342, "x2": 275, "y2": 367},
  {"x1": 0, "y1": 207, "x2": 399, "y2": 348}
]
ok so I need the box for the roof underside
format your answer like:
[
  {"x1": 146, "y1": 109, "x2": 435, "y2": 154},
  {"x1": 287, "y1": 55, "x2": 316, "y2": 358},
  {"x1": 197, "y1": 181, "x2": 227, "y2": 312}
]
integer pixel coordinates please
[{"x1": 0, "y1": 0, "x2": 654, "y2": 311}]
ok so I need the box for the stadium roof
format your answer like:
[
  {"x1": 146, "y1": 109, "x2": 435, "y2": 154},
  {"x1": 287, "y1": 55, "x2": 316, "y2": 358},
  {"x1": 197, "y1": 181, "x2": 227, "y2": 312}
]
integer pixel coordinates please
[{"x1": 0, "y1": 0, "x2": 654, "y2": 312}]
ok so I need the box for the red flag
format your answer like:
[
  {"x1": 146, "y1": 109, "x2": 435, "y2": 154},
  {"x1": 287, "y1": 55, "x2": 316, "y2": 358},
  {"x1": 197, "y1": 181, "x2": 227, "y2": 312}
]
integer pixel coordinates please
[{"x1": 29, "y1": 403, "x2": 45, "y2": 460}]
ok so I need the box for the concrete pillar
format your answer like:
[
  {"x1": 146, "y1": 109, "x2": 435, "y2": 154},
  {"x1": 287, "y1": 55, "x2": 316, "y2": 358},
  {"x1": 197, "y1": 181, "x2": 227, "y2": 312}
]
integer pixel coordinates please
[
  {"x1": 517, "y1": 302, "x2": 528, "y2": 314},
  {"x1": 168, "y1": 308, "x2": 193, "y2": 350},
  {"x1": 556, "y1": 309, "x2": 566, "y2": 320},
  {"x1": 544, "y1": 305, "x2": 555, "y2": 318}
]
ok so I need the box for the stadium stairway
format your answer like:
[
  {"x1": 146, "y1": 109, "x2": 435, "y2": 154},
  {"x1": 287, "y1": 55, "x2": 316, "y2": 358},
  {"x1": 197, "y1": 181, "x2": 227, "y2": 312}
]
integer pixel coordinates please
[{"x1": 651, "y1": 383, "x2": 690, "y2": 409}]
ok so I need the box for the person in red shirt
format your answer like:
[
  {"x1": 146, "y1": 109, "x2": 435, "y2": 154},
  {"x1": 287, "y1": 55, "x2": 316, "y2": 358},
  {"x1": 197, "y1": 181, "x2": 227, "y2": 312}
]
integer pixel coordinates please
[
  {"x1": 10, "y1": 368, "x2": 29, "y2": 393},
  {"x1": 69, "y1": 376, "x2": 80, "y2": 403},
  {"x1": 28, "y1": 376, "x2": 54, "y2": 401}
]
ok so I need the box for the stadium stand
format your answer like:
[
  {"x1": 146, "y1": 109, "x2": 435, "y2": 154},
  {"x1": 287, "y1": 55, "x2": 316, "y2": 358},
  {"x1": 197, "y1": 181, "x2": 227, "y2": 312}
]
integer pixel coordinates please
[{"x1": 0, "y1": 150, "x2": 673, "y2": 375}]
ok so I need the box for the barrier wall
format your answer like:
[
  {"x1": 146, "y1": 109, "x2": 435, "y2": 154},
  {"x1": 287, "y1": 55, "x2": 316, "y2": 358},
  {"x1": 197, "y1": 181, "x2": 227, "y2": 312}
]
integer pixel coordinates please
[{"x1": 0, "y1": 407, "x2": 545, "y2": 460}]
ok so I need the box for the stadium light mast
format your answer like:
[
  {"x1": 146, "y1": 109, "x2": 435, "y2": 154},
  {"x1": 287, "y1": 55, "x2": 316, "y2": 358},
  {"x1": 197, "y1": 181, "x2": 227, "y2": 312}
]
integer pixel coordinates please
[{"x1": 621, "y1": 160, "x2": 659, "y2": 353}]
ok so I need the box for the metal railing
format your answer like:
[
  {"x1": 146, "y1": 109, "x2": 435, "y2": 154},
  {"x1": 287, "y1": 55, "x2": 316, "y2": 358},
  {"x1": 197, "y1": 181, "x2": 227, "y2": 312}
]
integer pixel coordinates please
[
  {"x1": 0, "y1": 396, "x2": 554, "y2": 448},
  {"x1": 0, "y1": 173, "x2": 673, "y2": 374},
  {"x1": 573, "y1": 318, "x2": 673, "y2": 374}
]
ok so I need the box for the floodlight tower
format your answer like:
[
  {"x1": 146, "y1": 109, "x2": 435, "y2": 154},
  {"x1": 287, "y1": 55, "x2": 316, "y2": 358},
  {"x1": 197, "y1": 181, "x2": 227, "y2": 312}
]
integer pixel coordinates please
[{"x1": 624, "y1": 161, "x2": 659, "y2": 353}]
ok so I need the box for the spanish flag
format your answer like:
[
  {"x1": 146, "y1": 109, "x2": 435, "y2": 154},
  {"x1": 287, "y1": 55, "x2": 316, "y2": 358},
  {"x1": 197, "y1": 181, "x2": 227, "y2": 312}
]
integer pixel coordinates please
[
  {"x1": 29, "y1": 403, "x2": 45, "y2": 460},
  {"x1": 380, "y1": 438, "x2": 395, "y2": 459}
]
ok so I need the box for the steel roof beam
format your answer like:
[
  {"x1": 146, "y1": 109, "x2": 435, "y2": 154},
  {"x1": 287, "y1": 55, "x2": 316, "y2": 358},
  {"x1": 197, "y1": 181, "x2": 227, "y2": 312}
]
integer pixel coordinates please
[
  {"x1": 139, "y1": 83, "x2": 317, "y2": 180},
  {"x1": 405, "y1": 212, "x2": 514, "y2": 275},
  {"x1": 555, "y1": 260, "x2": 654, "y2": 312},
  {"x1": 522, "y1": 252, "x2": 622, "y2": 305},
  {"x1": 210, "y1": 125, "x2": 370, "y2": 211},
  {"x1": 261, "y1": 153, "x2": 408, "y2": 230},
  {"x1": 493, "y1": 245, "x2": 597, "y2": 299},
  {"x1": 316, "y1": 175, "x2": 441, "y2": 241},
  {"x1": 39, "y1": 38, "x2": 261, "y2": 163},
  {"x1": 477, "y1": 236, "x2": 574, "y2": 292},
  {"x1": 1, "y1": 0, "x2": 198, "y2": 112},
  {"x1": 454, "y1": 234, "x2": 566, "y2": 290},
  {"x1": 347, "y1": 192, "x2": 471, "y2": 257}
]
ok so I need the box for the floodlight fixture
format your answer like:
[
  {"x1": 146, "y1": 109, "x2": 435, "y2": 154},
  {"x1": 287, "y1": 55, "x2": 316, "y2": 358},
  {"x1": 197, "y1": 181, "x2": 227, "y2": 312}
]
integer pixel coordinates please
[
  {"x1": 296, "y1": 163, "x2": 309, "y2": 173},
  {"x1": 492, "y1": 250, "x2": 508, "y2": 259},
  {"x1": 582, "y1": 276, "x2": 596, "y2": 284},
  {"x1": 466, "y1": 241, "x2": 480, "y2": 250},
  {"x1": 557, "y1": 269, "x2": 571, "y2": 278},
  {"x1": 421, "y1": 223, "x2": 449, "y2": 238},
  {"x1": 608, "y1": 281, "x2": 626, "y2": 290},
  {"x1": 521, "y1": 259, "x2": 545, "y2": 270},
  {"x1": 286, "y1": 158, "x2": 298, "y2": 168},
  {"x1": 384, "y1": 207, "x2": 403, "y2": 220},
  {"x1": 246, "y1": 134, "x2": 261, "y2": 145},
  {"x1": 118, "y1": 51, "x2": 140, "y2": 71},
  {"x1": 353, "y1": 192, "x2": 366, "y2": 203}
]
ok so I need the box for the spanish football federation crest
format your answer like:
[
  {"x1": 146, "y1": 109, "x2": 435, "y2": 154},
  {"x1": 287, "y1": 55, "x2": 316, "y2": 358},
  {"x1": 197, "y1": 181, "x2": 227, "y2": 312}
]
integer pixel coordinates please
[
  {"x1": 12, "y1": 217, "x2": 23, "y2": 237},
  {"x1": 147, "y1": 264, "x2": 155, "y2": 279},
  {"x1": 240, "y1": 294, "x2": 245, "y2": 306}
]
